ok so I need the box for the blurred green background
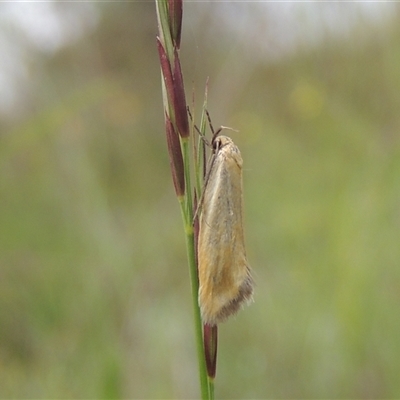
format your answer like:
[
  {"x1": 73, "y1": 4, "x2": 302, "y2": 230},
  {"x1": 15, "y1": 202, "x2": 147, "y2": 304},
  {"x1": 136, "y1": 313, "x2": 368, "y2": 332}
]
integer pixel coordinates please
[{"x1": 1, "y1": 2, "x2": 400, "y2": 398}]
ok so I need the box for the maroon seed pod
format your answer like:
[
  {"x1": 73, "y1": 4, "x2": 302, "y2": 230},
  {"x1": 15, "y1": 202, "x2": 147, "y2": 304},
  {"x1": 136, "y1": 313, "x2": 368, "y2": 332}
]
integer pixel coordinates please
[
  {"x1": 172, "y1": 48, "x2": 189, "y2": 138},
  {"x1": 203, "y1": 323, "x2": 218, "y2": 379},
  {"x1": 165, "y1": 114, "x2": 185, "y2": 197},
  {"x1": 168, "y1": 0, "x2": 182, "y2": 49}
]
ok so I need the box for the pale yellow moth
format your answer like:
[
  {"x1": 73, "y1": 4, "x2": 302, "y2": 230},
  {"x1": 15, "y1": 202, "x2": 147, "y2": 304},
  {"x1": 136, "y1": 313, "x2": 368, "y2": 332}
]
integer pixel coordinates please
[{"x1": 198, "y1": 130, "x2": 254, "y2": 326}]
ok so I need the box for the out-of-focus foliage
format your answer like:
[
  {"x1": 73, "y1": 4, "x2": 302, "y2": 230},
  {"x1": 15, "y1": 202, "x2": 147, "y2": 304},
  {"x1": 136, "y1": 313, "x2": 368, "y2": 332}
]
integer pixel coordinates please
[{"x1": 1, "y1": 2, "x2": 400, "y2": 398}]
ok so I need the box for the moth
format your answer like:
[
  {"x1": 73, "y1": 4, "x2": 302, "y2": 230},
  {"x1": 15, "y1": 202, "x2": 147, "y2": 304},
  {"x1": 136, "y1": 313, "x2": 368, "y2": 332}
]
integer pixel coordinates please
[{"x1": 197, "y1": 129, "x2": 254, "y2": 326}]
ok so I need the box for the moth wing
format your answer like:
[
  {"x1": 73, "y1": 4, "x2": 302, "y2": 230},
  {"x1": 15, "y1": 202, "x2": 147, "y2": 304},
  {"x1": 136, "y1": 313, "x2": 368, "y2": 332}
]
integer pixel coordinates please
[{"x1": 198, "y1": 146, "x2": 253, "y2": 325}]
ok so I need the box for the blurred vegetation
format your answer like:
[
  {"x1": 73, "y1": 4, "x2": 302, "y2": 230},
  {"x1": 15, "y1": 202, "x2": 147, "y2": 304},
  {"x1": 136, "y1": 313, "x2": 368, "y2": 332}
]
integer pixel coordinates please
[{"x1": 1, "y1": 3, "x2": 400, "y2": 398}]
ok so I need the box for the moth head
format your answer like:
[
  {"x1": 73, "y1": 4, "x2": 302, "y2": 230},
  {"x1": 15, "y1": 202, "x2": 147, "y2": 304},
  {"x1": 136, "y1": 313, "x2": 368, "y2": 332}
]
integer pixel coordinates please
[{"x1": 212, "y1": 135, "x2": 233, "y2": 152}]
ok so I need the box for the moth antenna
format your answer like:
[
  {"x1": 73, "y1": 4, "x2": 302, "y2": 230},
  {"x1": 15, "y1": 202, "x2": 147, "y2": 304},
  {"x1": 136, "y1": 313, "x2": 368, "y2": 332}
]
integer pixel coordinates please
[
  {"x1": 205, "y1": 109, "x2": 215, "y2": 136},
  {"x1": 188, "y1": 106, "x2": 212, "y2": 147},
  {"x1": 206, "y1": 109, "x2": 238, "y2": 144}
]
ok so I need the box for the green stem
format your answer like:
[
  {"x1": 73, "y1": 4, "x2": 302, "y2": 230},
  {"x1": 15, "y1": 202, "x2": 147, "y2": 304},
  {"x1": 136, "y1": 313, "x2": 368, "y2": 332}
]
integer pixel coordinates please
[
  {"x1": 183, "y1": 224, "x2": 209, "y2": 400},
  {"x1": 181, "y1": 139, "x2": 193, "y2": 219},
  {"x1": 208, "y1": 378, "x2": 215, "y2": 400},
  {"x1": 179, "y1": 138, "x2": 209, "y2": 399}
]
